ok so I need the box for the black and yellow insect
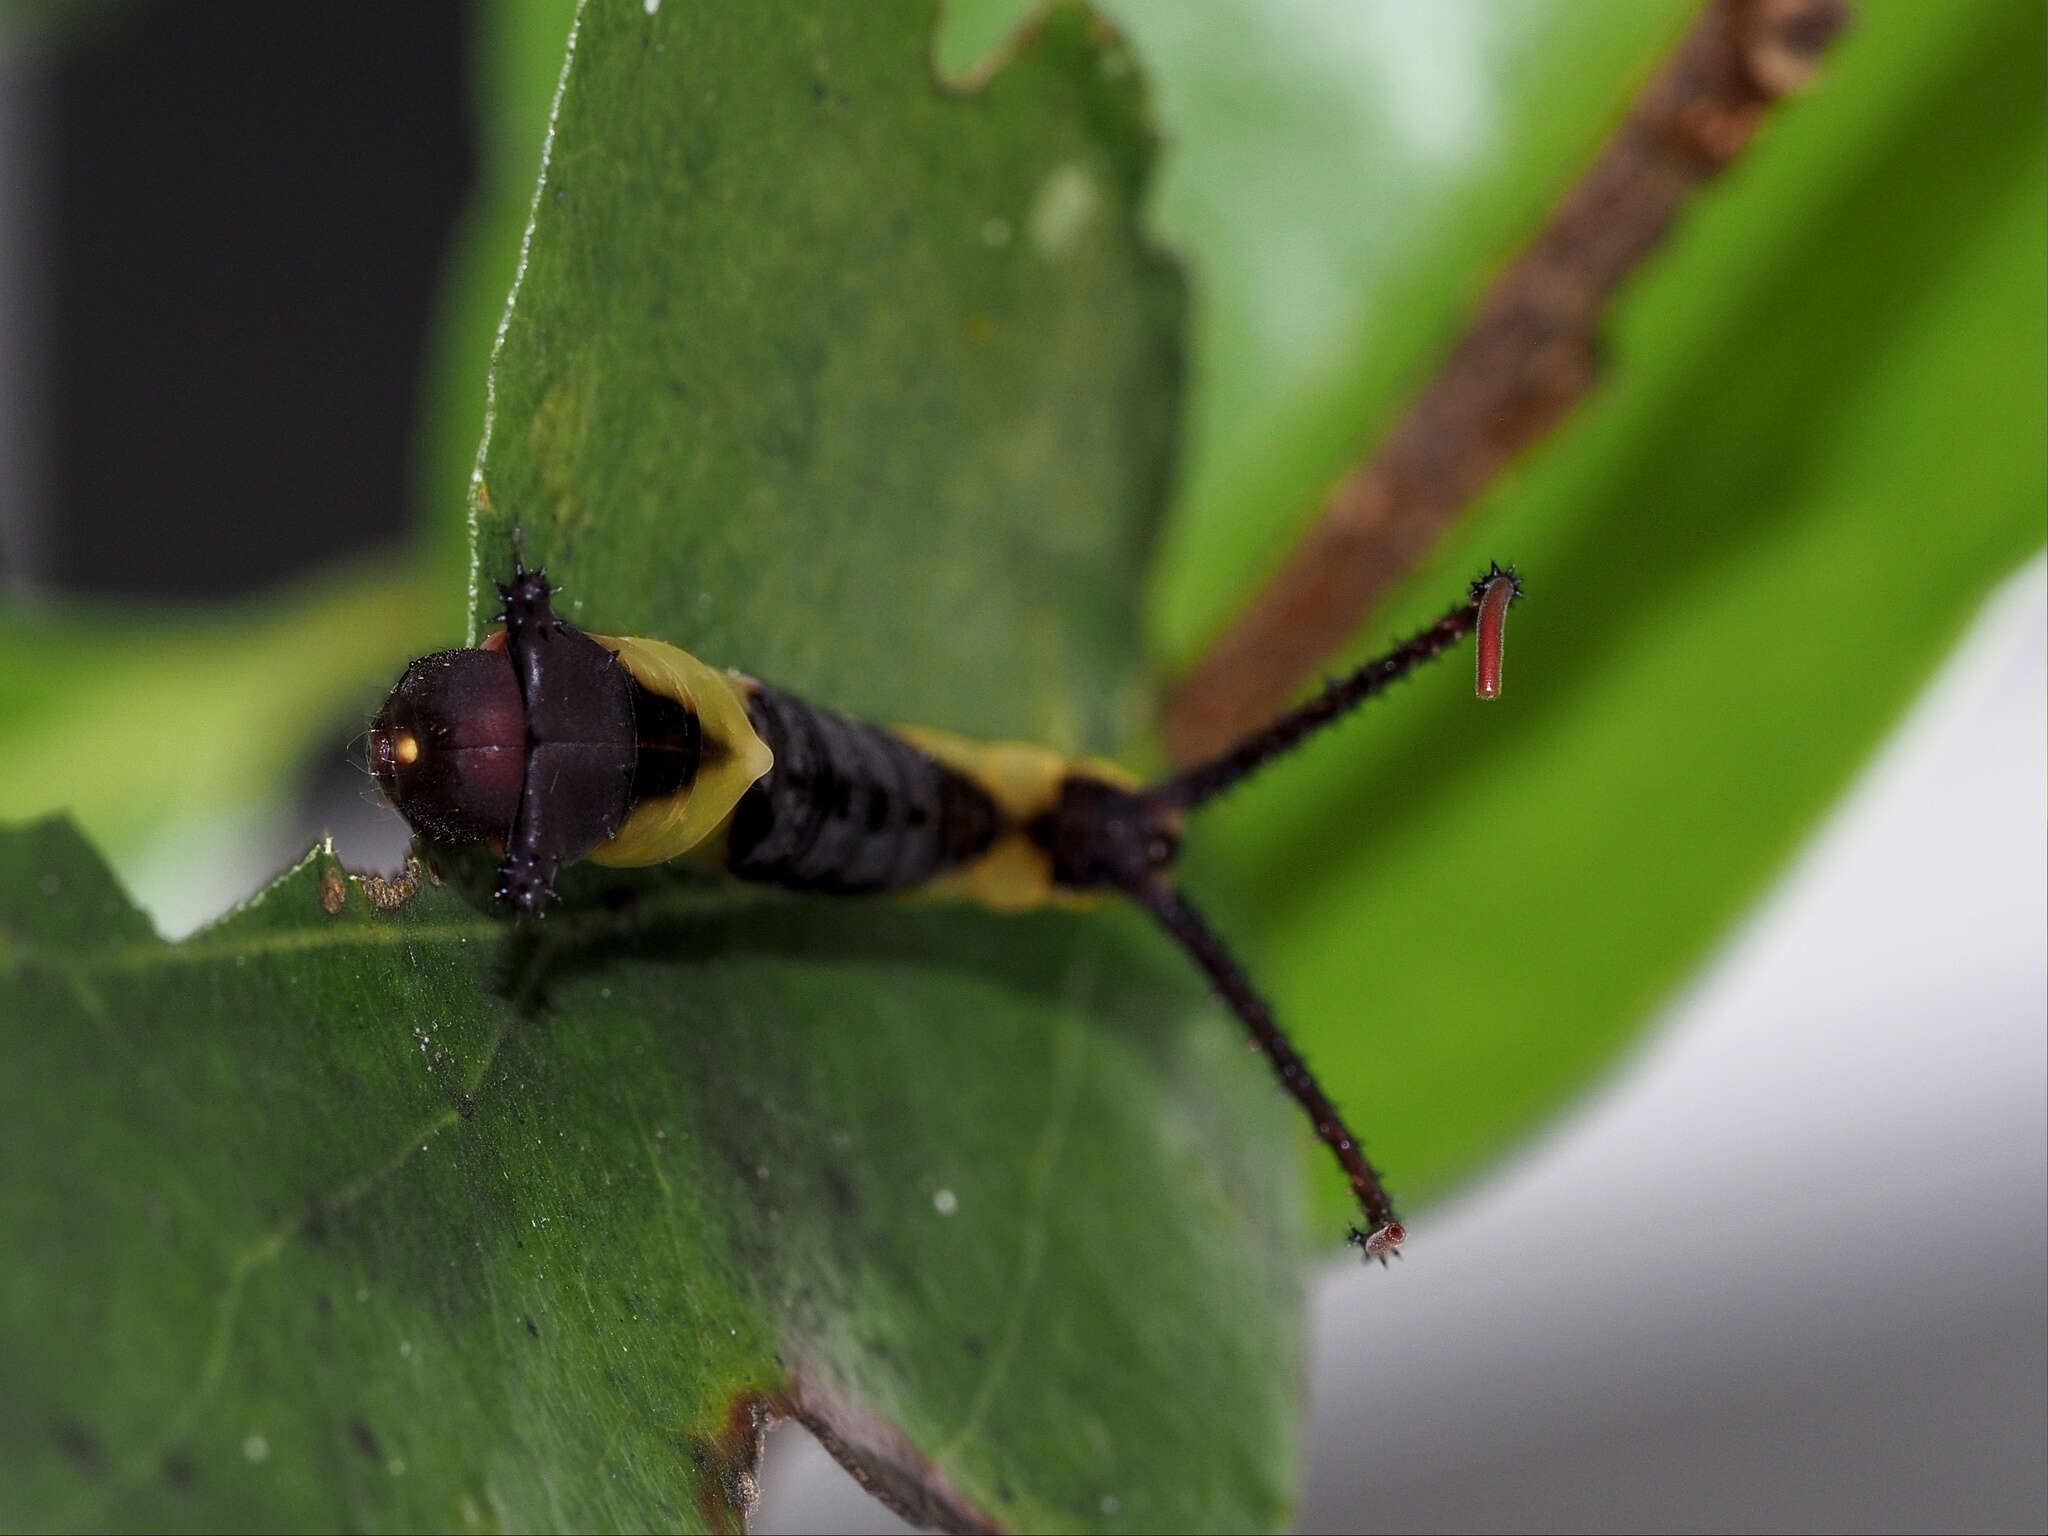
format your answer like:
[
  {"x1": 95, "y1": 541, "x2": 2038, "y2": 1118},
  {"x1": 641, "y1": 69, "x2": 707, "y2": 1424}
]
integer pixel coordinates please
[{"x1": 369, "y1": 556, "x2": 1522, "y2": 1259}]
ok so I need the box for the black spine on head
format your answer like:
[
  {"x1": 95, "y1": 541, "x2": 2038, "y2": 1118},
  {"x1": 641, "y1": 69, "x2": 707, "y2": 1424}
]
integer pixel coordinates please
[
  {"x1": 494, "y1": 563, "x2": 638, "y2": 914},
  {"x1": 725, "y1": 683, "x2": 1000, "y2": 893}
]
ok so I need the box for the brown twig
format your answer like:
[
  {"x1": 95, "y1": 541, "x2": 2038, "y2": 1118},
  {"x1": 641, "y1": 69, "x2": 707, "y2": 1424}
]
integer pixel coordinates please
[
  {"x1": 772, "y1": 1362, "x2": 1004, "y2": 1534},
  {"x1": 1164, "y1": 0, "x2": 1851, "y2": 764}
]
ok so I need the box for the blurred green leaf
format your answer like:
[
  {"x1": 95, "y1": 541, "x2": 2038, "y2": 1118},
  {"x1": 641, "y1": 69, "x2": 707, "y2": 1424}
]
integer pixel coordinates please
[
  {"x1": 1136, "y1": 2, "x2": 2046, "y2": 1216},
  {"x1": 3, "y1": 3, "x2": 1310, "y2": 1532}
]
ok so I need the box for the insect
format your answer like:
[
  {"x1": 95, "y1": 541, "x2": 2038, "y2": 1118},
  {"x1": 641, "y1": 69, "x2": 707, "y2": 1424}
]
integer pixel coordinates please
[{"x1": 369, "y1": 554, "x2": 1522, "y2": 1259}]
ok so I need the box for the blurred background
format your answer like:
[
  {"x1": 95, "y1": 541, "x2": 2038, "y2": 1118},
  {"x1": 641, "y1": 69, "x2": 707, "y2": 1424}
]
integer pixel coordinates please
[{"x1": 0, "y1": 1, "x2": 2039, "y2": 1529}]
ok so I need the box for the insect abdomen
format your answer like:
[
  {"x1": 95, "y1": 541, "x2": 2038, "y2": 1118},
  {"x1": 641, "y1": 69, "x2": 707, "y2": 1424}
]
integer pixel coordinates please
[{"x1": 725, "y1": 683, "x2": 1003, "y2": 893}]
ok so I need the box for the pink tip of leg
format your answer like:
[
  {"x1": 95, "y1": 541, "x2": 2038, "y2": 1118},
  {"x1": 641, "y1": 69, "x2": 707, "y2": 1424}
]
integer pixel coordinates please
[
  {"x1": 1362, "y1": 1221, "x2": 1404, "y2": 1262},
  {"x1": 1474, "y1": 572, "x2": 1516, "y2": 700}
]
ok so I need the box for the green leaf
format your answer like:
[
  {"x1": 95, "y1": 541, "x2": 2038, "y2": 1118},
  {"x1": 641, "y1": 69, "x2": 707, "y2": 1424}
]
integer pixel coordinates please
[
  {"x1": 3, "y1": 3, "x2": 1308, "y2": 1532},
  {"x1": 2, "y1": 821, "x2": 1298, "y2": 1531},
  {"x1": 467, "y1": 3, "x2": 1179, "y2": 749}
]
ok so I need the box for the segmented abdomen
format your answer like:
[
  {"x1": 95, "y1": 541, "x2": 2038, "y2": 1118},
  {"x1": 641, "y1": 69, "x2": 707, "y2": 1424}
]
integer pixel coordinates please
[{"x1": 724, "y1": 684, "x2": 1002, "y2": 893}]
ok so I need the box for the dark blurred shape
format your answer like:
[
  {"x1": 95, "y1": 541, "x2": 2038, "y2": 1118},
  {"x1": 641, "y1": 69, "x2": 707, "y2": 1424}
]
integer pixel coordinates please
[{"x1": 47, "y1": 0, "x2": 474, "y2": 597}]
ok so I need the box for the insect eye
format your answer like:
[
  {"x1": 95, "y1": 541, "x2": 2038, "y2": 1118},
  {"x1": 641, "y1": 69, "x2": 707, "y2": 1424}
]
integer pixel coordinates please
[{"x1": 367, "y1": 727, "x2": 422, "y2": 775}]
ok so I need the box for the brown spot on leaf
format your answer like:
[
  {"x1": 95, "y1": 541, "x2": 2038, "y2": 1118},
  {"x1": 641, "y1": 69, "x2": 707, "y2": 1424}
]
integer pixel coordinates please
[
  {"x1": 319, "y1": 866, "x2": 347, "y2": 915},
  {"x1": 360, "y1": 860, "x2": 422, "y2": 912},
  {"x1": 51, "y1": 1418, "x2": 102, "y2": 1472},
  {"x1": 690, "y1": 1392, "x2": 769, "y2": 1534},
  {"x1": 161, "y1": 1452, "x2": 196, "y2": 1491},
  {"x1": 825, "y1": 1166, "x2": 859, "y2": 1218},
  {"x1": 348, "y1": 1418, "x2": 381, "y2": 1463}
]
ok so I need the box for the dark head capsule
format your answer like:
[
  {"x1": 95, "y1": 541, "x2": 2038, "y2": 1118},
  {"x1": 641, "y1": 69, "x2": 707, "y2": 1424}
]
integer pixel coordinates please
[{"x1": 368, "y1": 647, "x2": 527, "y2": 844}]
